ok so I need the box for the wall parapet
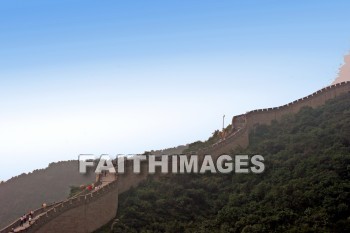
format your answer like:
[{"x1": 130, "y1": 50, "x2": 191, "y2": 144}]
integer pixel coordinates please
[
  {"x1": 0, "y1": 202, "x2": 62, "y2": 233},
  {"x1": 244, "y1": 81, "x2": 350, "y2": 130},
  {"x1": 245, "y1": 81, "x2": 350, "y2": 115}
]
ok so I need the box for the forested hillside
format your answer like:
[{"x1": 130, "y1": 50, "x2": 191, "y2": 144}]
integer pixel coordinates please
[{"x1": 97, "y1": 93, "x2": 350, "y2": 233}]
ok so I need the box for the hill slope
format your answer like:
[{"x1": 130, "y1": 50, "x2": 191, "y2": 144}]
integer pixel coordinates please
[{"x1": 97, "y1": 93, "x2": 350, "y2": 233}]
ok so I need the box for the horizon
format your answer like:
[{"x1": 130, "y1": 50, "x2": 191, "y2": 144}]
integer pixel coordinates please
[{"x1": 1, "y1": 0, "x2": 350, "y2": 181}]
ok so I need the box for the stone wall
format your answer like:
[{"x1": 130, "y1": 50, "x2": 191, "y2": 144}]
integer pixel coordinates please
[
  {"x1": 0, "y1": 181, "x2": 118, "y2": 233},
  {"x1": 31, "y1": 183, "x2": 118, "y2": 233},
  {"x1": 245, "y1": 82, "x2": 350, "y2": 129},
  {"x1": 2, "y1": 81, "x2": 349, "y2": 233},
  {"x1": 0, "y1": 202, "x2": 62, "y2": 233}
]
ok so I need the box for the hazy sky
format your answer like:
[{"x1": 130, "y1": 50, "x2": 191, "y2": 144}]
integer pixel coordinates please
[{"x1": 0, "y1": 0, "x2": 350, "y2": 181}]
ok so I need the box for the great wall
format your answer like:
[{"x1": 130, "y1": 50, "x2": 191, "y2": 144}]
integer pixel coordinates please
[{"x1": 1, "y1": 81, "x2": 350, "y2": 233}]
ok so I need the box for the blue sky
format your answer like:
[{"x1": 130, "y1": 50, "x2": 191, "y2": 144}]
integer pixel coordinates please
[{"x1": 0, "y1": 0, "x2": 350, "y2": 180}]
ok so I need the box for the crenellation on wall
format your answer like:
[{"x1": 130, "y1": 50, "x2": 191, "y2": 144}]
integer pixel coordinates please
[{"x1": 248, "y1": 82, "x2": 349, "y2": 129}]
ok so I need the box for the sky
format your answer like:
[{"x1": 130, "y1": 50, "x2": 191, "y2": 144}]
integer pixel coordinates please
[{"x1": 0, "y1": 0, "x2": 350, "y2": 181}]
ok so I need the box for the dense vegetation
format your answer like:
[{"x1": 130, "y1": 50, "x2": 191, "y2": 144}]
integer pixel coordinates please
[{"x1": 97, "y1": 93, "x2": 350, "y2": 233}]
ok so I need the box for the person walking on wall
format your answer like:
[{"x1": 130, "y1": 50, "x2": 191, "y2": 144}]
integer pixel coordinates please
[
  {"x1": 19, "y1": 216, "x2": 23, "y2": 227},
  {"x1": 22, "y1": 214, "x2": 27, "y2": 224}
]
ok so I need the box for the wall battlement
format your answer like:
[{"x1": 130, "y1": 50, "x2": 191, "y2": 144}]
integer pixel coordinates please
[{"x1": 245, "y1": 81, "x2": 350, "y2": 131}]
